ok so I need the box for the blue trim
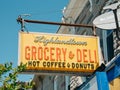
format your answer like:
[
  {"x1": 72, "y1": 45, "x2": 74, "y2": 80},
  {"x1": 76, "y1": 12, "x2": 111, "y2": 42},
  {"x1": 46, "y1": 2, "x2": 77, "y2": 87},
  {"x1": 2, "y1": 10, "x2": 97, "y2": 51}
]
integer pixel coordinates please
[
  {"x1": 107, "y1": 55, "x2": 120, "y2": 82},
  {"x1": 75, "y1": 72, "x2": 109, "y2": 90},
  {"x1": 96, "y1": 72, "x2": 109, "y2": 90},
  {"x1": 107, "y1": 63, "x2": 120, "y2": 82},
  {"x1": 115, "y1": 56, "x2": 120, "y2": 65}
]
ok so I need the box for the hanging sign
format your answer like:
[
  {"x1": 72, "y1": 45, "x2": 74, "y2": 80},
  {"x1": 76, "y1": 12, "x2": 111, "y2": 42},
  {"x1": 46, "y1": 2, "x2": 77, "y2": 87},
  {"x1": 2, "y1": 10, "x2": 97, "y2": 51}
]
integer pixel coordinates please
[{"x1": 18, "y1": 32, "x2": 101, "y2": 75}]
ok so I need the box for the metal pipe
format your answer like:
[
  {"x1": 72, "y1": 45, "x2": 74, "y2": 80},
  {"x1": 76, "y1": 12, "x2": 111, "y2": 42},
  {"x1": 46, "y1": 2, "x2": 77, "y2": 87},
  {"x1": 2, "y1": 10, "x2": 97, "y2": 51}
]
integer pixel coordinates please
[{"x1": 17, "y1": 17, "x2": 93, "y2": 28}]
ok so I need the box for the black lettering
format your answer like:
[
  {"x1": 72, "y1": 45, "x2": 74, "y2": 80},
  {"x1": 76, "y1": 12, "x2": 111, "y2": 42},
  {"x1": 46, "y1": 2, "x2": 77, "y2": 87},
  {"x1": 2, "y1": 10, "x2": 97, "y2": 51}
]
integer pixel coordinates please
[
  {"x1": 58, "y1": 62, "x2": 61, "y2": 68},
  {"x1": 33, "y1": 61, "x2": 36, "y2": 67},
  {"x1": 55, "y1": 62, "x2": 57, "y2": 67},
  {"x1": 63, "y1": 62, "x2": 65, "y2": 68},
  {"x1": 84, "y1": 64, "x2": 87, "y2": 69},
  {"x1": 70, "y1": 63, "x2": 95, "y2": 70},
  {"x1": 28, "y1": 61, "x2": 32, "y2": 67},
  {"x1": 88, "y1": 64, "x2": 90, "y2": 69},
  {"x1": 43, "y1": 62, "x2": 46, "y2": 67},
  {"x1": 28, "y1": 61, "x2": 40, "y2": 67},
  {"x1": 76, "y1": 63, "x2": 79, "y2": 68},
  {"x1": 72, "y1": 63, "x2": 75, "y2": 68},
  {"x1": 47, "y1": 62, "x2": 50, "y2": 67},
  {"x1": 42, "y1": 62, "x2": 66, "y2": 68},
  {"x1": 80, "y1": 64, "x2": 83, "y2": 69},
  {"x1": 91, "y1": 64, "x2": 94, "y2": 69},
  {"x1": 51, "y1": 62, "x2": 54, "y2": 67}
]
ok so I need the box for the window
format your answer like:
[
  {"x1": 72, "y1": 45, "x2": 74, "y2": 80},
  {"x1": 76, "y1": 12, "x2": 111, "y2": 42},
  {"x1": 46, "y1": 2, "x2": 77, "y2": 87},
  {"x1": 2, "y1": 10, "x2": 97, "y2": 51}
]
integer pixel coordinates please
[{"x1": 107, "y1": 31, "x2": 114, "y2": 62}]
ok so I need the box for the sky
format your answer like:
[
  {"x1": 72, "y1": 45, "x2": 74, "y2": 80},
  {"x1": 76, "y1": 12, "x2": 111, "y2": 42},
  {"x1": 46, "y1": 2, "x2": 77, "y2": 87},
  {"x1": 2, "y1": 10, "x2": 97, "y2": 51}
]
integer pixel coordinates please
[{"x1": 0, "y1": 0, "x2": 69, "y2": 82}]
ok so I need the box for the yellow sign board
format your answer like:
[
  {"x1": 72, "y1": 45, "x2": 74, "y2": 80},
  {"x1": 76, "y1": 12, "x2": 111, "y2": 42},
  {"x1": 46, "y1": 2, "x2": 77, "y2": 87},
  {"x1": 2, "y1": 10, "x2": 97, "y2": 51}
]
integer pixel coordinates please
[{"x1": 18, "y1": 32, "x2": 101, "y2": 75}]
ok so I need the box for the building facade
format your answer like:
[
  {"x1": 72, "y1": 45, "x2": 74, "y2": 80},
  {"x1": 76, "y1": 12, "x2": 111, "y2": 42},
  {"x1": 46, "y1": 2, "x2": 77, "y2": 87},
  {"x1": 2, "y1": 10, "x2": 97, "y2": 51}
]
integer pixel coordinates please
[{"x1": 33, "y1": 0, "x2": 120, "y2": 90}]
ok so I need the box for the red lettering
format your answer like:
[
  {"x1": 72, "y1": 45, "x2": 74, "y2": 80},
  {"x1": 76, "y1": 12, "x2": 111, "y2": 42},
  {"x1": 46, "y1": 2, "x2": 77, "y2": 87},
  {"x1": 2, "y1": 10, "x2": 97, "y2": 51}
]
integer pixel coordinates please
[
  {"x1": 44, "y1": 47, "x2": 49, "y2": 60},
  {"x1": 50, "y1": 47, "x2": 55, "y2": 61},
  {"x1": 83, "y1": 49, "x2": 88, "y2": 62},
  {"x1": 24, "y1": 46, "x2": 67, "y2": 62},
  {"x1": 56, "y1": 48, "x2": 61, "y2": 61},
  {"x1": 38, "y1": 46, "x2": 43, "y2": 60},
  {"x1": 31, "y1": 46, "x2": 37, "y2": 60},
  {"x1": 77, "y1": 49, "x2": 82, "y2": 62},
  {"x1": 89, "y1": 50, "x2": 94, "y2": 63},
  {"x1": 62, "y1": 48, "x2": 67, "y2": 61},
  {"x1": 25, "y1": 46, "x2": 30, "y2": 60},
  {"x1": 94, "y1": 50, "x2": 97, "y2": 63}
]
